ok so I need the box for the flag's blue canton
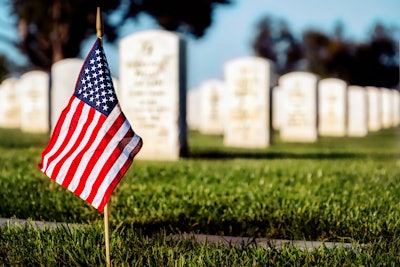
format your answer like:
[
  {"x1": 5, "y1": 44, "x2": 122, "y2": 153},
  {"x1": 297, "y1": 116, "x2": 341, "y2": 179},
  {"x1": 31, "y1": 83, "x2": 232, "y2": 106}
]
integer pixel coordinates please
[{"x1": 74, "y1": 40, "x2": 117, "y2": 116}]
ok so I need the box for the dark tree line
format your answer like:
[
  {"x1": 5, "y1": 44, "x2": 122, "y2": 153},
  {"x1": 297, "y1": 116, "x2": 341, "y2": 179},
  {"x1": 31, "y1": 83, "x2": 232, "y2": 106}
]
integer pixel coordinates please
[
  {"x1": 1, "y1": 3, "x2": 399, "y2": 88},
  {"x1": 252, "y1": 15, "x2": 400, "y2": 88},
  {"x1": 0, "y1": 0, "x2": 230, "y2": 78},
  {"x1": 0, "y1": 56, "x2": 10, "y2": 80}
]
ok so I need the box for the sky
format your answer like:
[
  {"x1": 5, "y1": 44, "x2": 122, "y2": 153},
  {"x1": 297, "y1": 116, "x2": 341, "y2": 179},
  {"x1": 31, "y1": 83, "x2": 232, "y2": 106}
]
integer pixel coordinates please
[{"x1": 1, "y1": 0, "x2": 400, "y2": 89}]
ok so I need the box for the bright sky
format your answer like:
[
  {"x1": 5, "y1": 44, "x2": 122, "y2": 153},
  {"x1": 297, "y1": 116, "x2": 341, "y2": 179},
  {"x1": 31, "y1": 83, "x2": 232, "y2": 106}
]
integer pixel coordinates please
[
  {"x1": 182, "y1": 0, "x2": 400, "y2": 89},
  {"x1": 1, "y1": 0, "x2": 400, "y2": 89}
]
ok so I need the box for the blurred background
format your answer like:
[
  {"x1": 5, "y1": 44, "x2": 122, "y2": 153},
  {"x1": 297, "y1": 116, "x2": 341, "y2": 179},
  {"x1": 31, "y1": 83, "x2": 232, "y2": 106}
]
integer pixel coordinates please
[{"x1": 0, "y1": 0, "x2": 399, "y2": 89}]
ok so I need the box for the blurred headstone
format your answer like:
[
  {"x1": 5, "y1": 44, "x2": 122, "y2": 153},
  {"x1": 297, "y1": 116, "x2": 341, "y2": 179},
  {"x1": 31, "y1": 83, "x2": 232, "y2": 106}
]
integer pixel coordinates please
[
  {"x1": 366, "y1": 86, "x2": 382, "y2": 132},
  {"x1": 119, "y1": 30, "x2": 187, "y2": 160},
  {"x1": 198, "y1": 79, "x2": 225, "y2": 135},
  {"x1": 51, "y1": 58, "x2": 84, "y2": 132},
  {"x1": 279, "y1": 71, "x2": 318, "y2": 142},
  {"x1": 112, "y1": 77, "x2": 121, "y2": 100},
  {"x1": 272, "y1": 86, "x2": 283, "y2": 131},
  {"x1": 18, "y1": 71, "x2": 49, "y2": 133},
  {"x1": 0, "y1": 78, "x2": 20, "y2": 128},
  {"x1": 392, "y1": 89, "x2": 400, "y2": 126},
  {"x1": 347, "y1": 86, "x2": 368, "y2": 137},
  {"x1": 318, "y1": 78, "x2": 347, "y2": 137},
  {"x1": 187, "y1": 87, "x2": 201, "y2": 131},
  {"x1": 223, "y1": 57, "x2": 274, "y2": 148},
  {"x1": 381, "y1": 88, "x2": 394, "y2": 128}
]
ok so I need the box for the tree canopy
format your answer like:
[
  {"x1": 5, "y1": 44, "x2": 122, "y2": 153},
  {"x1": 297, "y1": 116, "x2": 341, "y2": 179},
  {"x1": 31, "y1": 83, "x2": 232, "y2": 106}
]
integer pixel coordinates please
[
  {"x1": 252, "y1": 16, "x2": 303, "y2": 75},
  {"x1": 252, "y1": 15, "x2": 400, "y2": 88},
  {"x1": 0, "y1": 55, "x2": 10, "y2": 81},
  {"x1": 7, "y1": 0, "x2": 231, "y2": 71}
]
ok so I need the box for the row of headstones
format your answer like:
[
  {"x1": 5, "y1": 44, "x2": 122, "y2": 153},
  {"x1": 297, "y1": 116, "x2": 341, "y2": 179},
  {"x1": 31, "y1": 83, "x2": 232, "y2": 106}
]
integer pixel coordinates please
[
  {"x1": 0, "y1": 60, "x2": 101, "y2": 134},
  {"x1": 188, "y1": 71, "x2": 400, "y2": 147},
  {"x1": 0, "y1": 30, "x2": 399, "y2": 160},
  {"x1": 0, "y1": 30, "x2": 186, "y2": 161}
]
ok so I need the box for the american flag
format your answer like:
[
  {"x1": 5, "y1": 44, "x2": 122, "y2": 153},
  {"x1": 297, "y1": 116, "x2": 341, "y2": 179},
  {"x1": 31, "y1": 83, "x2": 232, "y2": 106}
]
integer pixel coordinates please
[{"x1": 39, "y1": 38, "x2": 142, "y2": 212}]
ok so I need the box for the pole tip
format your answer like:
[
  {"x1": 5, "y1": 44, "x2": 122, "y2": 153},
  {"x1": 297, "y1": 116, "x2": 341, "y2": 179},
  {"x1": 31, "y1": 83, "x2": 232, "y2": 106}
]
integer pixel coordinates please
[{"x1": 96, "y1": 7, "x2": 103, "y2": 38}]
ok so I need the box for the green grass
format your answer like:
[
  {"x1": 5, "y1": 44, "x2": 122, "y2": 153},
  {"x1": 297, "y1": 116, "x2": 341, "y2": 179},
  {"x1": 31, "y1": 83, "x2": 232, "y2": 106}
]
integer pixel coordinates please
[{"x1": 0, "y1": 127, "x2": 400, "y2": 266}]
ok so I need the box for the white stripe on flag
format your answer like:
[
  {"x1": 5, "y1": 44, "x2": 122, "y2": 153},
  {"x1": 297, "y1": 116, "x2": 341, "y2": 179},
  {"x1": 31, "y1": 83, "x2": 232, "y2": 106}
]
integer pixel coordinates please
[
  {"x1": 91, "y1": 132, "x2": 142, "y2": 208},
  {"x1": 67, "y1": 107, "x2": 121, "y2": 192},
  {"x1": 46, "y1": 104, "x2": 91, "y2": 183},
  {"x1": 80, "y1": 116, "x2": 131, "y2": 201},
  {"x1": 54, "y1": 111, "x2": 102, "y2": 183}
]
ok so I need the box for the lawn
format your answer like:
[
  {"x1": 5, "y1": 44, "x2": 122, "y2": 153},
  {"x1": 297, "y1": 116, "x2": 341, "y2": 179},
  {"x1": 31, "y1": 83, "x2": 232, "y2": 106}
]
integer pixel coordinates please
[{"x1": 0, "y1": 127, "x2": 399, "y2": 266}]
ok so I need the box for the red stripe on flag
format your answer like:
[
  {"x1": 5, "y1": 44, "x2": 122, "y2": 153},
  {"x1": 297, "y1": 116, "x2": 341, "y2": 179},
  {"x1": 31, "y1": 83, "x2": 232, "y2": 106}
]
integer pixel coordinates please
[
  {"x1": 85, "y1": 126, "x2": 136, "y2": 205},
  {"x1": 50, "y1": 106, "x2": 96, "y2": 181},
  {"x1": 61, "y1": 112, "x2": 107, "y2": 189},
  {"x1": 42, "y1": 100, "x2": 85, "y2": 178},
  {"x1": 73, "y1": 112, "x2": 126, "y2": 196},
  {"x1": 98, "y1": 136, "x2": 143, "y2": 210},
  {"x1": 92, "y1": 132, "x2": 143, "y2": 212},
  {"x1": 38, "y1": 96, "x2": 75, "y2": 171}
]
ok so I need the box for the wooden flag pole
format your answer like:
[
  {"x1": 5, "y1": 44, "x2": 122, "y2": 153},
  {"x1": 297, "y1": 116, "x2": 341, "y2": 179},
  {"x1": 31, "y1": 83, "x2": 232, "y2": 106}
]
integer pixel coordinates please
[
  {"x1": 97, "y1": 6, "x2": 110, "y2": 267},
  {"x1": 104, "y1": 203, "x2": 111, "y2": 267},
  {"x1": 96, "y1": 6, "x2": 104, "y2": 39}
]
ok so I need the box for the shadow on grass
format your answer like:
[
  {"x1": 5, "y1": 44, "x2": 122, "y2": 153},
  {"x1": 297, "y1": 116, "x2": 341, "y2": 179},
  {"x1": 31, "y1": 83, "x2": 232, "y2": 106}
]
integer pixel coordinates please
[
  {"x1": 188, "y1": 150, "x2": 362, "y2": 160},
  {"x1": 0, "y1": 128, "x2": 49, "y2": 149},
  {"x1": 114, "y1": 212, "x2": 386, "y2": 244},
  {"x1": 187, "y1": 150, "x2": 398, "y2": 160}
]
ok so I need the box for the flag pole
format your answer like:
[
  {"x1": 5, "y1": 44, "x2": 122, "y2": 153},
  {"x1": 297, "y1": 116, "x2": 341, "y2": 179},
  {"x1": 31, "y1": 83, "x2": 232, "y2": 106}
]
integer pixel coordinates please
[
  {"x1": 96, "y1": 6, "x2": 110, "y2": 267},
  {"x1": 104, "y1": 203, "x2": 111, "y2": 267},
  {"x1": 96, "y1": 6, "x2": 104, "y2": 40}
]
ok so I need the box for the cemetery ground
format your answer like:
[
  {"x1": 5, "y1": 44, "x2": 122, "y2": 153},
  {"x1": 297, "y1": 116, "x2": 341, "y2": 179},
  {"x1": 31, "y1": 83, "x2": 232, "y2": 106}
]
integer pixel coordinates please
[{"x1": 0, "y1": 127, "x2": 400, "y2": 266}]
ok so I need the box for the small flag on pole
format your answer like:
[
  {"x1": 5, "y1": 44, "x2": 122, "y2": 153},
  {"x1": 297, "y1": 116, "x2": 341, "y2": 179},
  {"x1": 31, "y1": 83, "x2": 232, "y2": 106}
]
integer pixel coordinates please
[{"x1": 39, "y1": 38, "x2": 142, "y2": 212}]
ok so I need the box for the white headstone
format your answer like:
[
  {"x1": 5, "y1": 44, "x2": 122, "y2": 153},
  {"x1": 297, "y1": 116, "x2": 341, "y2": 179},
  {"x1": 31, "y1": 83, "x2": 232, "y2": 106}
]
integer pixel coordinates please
[
  {"x1": 272, "y1": 86, "x2": 283, "y2": 131},
  {"x1": 0, "y1": 78, "x2": 20, "y2": 128},
  {"x1": 366, "y1": 86, "x2": 382, "y2": 131},
  {"x1": 119, "y1": 30, "x2": 187, "y2": 160},
  {"x1": 18, "y1": 71, "x2": 50, "y2": 133},
  {"x1": 318, "y1": 78, "x2": 347, "y2": 136},
  {"x1": 223, "y1": 57, "x2": 274, "y2": 148},
  {"x1": 279, "y1": 71, "x2": 318, "y2": 142},
  {"x1": 392, "y1": 89, "x2": 400, "y2": 126},
  {"x1": 187, "y1": 87, "x2": 201, "y2": 131},
  {"x1": 197, "y1": 79, "x2": 225, "y2": 135},
  {"x1": 51, "y1": 58, "x2": 84, "y2": 132},
  {"x1": 347, "y1": 86, "x2": 368, "y2": 137},
  {"x1": 381, "y1": 88, "x2": 394, "y2": 128}
]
